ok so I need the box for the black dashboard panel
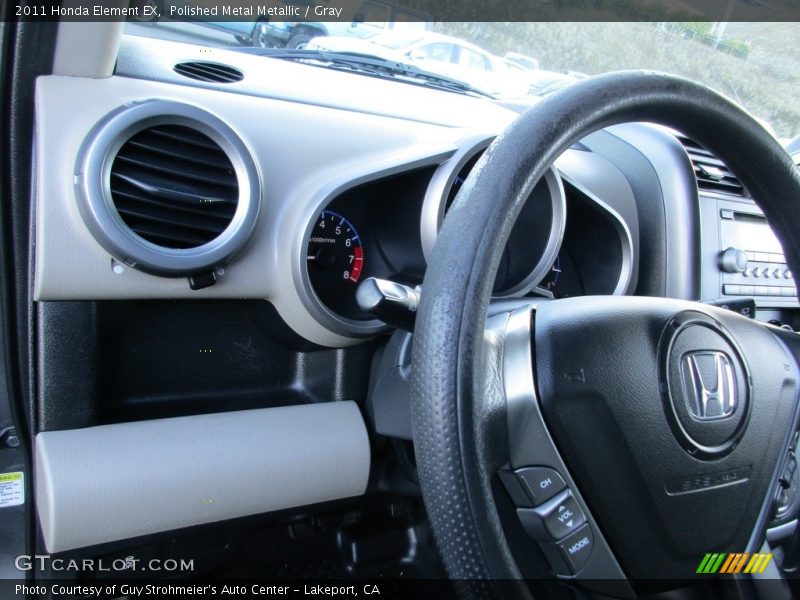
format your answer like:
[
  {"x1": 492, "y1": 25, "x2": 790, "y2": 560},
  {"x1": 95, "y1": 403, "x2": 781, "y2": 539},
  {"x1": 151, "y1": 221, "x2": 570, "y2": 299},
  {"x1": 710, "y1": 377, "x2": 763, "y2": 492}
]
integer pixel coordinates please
[{"x1": 36, "y1": 299, "x2": 377, "y2": 431}]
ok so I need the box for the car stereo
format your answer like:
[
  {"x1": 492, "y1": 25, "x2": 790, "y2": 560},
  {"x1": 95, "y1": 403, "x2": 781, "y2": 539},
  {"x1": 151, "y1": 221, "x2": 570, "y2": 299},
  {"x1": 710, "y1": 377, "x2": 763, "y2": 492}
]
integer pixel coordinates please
[{"x1": 700, "y1": 195, "x2": 797, "y2": 308}]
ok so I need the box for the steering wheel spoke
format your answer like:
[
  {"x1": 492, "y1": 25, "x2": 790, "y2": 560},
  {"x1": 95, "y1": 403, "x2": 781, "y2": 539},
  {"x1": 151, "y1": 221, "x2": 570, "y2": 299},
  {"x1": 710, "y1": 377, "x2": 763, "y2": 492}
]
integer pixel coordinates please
[{"x1": 488, "y1": 305, "x2": 634, "y2": 597}]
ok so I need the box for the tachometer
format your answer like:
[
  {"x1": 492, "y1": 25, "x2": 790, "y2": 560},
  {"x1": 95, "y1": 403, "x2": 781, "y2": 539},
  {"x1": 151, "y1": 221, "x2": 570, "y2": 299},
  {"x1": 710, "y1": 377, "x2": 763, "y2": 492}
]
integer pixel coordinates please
[{"x1": 306, "y1": 210, "x2": 366, "y2": 319}]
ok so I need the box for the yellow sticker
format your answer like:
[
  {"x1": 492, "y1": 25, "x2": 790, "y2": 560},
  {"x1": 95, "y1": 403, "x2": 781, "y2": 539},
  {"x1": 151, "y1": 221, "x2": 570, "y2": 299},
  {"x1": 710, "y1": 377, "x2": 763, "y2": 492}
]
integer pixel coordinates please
[{"x1": 0, "y1": 471, "x2": 24, "y2": 507}]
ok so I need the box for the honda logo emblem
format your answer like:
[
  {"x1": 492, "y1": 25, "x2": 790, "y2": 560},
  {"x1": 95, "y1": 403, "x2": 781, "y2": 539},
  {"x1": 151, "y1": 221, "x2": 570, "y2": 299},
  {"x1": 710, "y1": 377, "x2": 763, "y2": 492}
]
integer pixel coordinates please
[{"x1": 682, "y1": 351, "x2": 737, "y2": 420}]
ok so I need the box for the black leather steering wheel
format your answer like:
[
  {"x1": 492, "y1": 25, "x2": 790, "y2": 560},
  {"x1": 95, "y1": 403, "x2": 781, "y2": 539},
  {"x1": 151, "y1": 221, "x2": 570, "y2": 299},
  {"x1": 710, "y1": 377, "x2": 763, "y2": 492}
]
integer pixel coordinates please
[{"x1": 411, "y1": 71, "x2": 800, "y2": 597}]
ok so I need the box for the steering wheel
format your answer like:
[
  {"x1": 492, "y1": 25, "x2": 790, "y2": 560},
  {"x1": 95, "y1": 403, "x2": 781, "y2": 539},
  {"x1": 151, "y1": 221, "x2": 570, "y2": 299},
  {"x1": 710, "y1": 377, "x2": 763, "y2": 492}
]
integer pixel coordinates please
[{"x1": 411, "y1": 71, "x2": 800, "y2": 597}]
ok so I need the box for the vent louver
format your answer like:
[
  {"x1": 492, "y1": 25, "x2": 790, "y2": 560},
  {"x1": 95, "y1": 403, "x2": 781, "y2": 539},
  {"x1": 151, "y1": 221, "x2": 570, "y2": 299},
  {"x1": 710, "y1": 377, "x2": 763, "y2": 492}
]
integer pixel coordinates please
[
  {"x1": 109, "y1": 125, "x2": 239, "y2": 249},
  {"x1": 678, "y1": 136, "x2": 746, "y2": 197},
  {"x1": 77, "y1": 101, "x2": 260, "y2": 277},
  {"x1": 173, "y1": 61, "x2": 244, "y2": 84}
]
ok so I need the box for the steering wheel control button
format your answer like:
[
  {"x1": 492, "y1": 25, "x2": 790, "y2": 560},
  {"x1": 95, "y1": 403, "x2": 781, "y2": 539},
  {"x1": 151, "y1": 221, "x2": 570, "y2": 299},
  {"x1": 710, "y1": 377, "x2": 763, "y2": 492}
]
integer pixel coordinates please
[
  {"x1": 498, "y1": 470, "x2": 534, "y2": 508},
  {"x1": 515, "y1": 466, "x2": 566, "y2": 505},
  {"x1": 516, "y1": 489, "x2": 586, "y2": 541},
  {"x1": 557, "y1": 525, "x2": 594, "y2": 574}
]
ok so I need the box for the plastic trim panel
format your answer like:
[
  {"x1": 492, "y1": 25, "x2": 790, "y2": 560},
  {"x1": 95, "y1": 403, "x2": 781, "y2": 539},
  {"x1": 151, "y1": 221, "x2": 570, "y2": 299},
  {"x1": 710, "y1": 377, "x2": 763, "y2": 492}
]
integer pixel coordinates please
[{"x1": 35, "y1": 401, "x2": 370, "y2": 553}]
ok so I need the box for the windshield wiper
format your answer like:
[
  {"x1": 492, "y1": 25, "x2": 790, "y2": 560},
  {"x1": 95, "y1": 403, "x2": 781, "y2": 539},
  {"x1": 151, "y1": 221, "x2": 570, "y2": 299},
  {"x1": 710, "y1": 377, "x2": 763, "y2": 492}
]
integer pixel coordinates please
[{"x1": 242, "y1": 48, "x2": 495, "y2": 98}]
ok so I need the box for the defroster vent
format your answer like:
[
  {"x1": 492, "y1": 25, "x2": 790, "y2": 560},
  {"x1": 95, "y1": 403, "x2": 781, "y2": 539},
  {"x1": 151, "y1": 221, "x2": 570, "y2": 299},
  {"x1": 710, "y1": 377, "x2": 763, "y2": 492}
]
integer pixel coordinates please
[{"x1": 173, "y1": 62, "x2": 244, "y2": 84}]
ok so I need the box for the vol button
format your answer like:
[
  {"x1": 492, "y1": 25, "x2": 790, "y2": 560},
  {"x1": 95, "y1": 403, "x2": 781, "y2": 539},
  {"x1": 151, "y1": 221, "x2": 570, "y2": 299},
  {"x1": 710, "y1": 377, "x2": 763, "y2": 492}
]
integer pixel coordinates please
[
  {"x1": 544, "y1": 492, "x2": 586, "y2": 539},
  {"x1": 516, "y1": 490, "x2": 586, "y2": 542}
]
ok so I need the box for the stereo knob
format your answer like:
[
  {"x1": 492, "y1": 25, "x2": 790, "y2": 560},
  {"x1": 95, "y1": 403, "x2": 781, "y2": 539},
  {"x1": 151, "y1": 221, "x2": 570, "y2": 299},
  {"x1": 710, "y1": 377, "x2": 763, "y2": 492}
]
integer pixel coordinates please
[{"x1": 719, "y1": 248, "x2": 748, "y2": 273}]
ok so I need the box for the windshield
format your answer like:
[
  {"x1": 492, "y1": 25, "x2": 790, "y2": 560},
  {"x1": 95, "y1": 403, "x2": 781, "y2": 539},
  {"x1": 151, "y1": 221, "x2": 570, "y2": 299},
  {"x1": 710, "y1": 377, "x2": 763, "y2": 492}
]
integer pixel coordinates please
[
  {"x1": 125, "y1": 20, "x2": 800, "y2": 140},
  {"x1": 367, "y1": 29, "x2": 429, "y2": 49}
]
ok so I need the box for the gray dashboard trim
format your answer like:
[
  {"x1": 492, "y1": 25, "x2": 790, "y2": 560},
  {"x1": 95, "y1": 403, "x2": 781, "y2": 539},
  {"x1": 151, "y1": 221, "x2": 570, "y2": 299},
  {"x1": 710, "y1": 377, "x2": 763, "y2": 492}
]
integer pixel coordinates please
[
  {"x1": 54, "y1": 22, "x2": 122, "y2": 78},
  {"x1": 115, "y1": 34, "x2": 516, "y2": 131},
  {"x1": 33, "y1": 75, "x2": 460, "y2": 347},
  {"x1": 34, "y1": 69, "x2": 653, "y2": 346},
  {"x1": 35, "y1": 401, "x2": 371, "y2": 553}
]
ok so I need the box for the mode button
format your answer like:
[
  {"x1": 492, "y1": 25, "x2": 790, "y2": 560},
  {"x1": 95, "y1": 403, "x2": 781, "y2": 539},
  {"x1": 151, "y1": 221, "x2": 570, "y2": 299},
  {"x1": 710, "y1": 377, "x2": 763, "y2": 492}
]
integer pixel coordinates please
[{"x1": 558, "y1": 525, "x2": 594, "y2": 574}]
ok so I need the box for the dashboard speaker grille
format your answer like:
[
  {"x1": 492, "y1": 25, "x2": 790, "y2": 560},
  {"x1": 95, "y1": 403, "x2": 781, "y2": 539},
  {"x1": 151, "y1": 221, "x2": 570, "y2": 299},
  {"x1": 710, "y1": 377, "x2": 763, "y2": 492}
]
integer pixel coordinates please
[
  {"x1": 110, "y1": 124, "x2": 239, "y2": 249},
  {"x1": 173, "y1": 61, "x2": 244, "y2": 83},
  {"x1": 678, "y1": 135, "x2": 747, "y2": 197}
]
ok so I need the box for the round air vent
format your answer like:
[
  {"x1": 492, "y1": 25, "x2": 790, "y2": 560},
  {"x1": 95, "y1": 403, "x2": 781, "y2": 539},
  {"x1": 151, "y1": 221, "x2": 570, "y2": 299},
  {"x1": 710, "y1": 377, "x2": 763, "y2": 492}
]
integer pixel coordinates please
[
  {"x1": 110, "y1": 125, "x2": 238, "y2": 249},
  {"x1": 76, "y1": 100, "x2": 260, "y2": 277},
  {"x1": 174, "y1": 61, "x2": 244, "y2": 84}
]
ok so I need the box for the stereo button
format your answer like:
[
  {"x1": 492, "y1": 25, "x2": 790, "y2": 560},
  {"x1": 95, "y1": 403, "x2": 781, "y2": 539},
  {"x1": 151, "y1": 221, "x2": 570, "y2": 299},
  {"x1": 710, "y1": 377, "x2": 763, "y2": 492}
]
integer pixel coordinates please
[
  {"x1": 516, "y1": 467, "x2": 566, "y2": 505},
  {"x1": 558, "y1": 525, "x2": 594, "y2": 574},
  {"x1": 517, "y1": 490, "x2": 586, "y2": 541}
]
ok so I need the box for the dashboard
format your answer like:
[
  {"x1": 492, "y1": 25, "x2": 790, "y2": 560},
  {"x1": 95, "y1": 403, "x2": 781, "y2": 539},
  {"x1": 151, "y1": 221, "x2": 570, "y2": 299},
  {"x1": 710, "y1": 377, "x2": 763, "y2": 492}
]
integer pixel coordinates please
[
  {"x1": 30, "y1": 33, "x2": 798, "y2": 347},
  {"x1": 23, "y1": 23, "x2": 800, "y2": 577}
]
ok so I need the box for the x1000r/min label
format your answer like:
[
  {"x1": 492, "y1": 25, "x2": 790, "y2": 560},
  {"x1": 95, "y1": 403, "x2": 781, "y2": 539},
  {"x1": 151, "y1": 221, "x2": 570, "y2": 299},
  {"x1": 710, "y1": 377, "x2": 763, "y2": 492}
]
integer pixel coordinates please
[{"x1": 0, "y1": 472, "x2": 24, "y2": 507}]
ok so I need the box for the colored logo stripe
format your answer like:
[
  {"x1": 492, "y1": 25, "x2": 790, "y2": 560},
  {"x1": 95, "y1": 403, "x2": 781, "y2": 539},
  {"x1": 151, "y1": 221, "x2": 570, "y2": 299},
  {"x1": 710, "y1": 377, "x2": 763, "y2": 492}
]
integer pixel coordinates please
[
  {"x1": 719, "y1": 553, "x2": 738, "y2": 573},
  {"x1": 745, "y1": 553, "x2": 773, "y2": 574},
  {"x1": 697, "y1": 553, "x2": 725, "y2": 573},
  {"x1": 697, "y1": 553, "x2": 773, "y2": 574}
]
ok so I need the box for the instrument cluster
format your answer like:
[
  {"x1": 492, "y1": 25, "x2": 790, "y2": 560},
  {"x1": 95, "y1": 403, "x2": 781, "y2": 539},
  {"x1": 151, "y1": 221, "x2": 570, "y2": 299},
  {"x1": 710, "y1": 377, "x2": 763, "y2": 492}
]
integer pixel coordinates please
[{"x1": 300, "y1": 144, "x2": 634, "y2": 336}]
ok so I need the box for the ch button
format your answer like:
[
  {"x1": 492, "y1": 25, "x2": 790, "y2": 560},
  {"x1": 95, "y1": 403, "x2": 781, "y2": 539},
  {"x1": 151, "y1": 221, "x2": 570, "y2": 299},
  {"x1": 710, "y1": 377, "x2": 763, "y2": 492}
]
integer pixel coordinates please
[{"x1": 516, "y1": 467, "x2": 566, "y2": 505}]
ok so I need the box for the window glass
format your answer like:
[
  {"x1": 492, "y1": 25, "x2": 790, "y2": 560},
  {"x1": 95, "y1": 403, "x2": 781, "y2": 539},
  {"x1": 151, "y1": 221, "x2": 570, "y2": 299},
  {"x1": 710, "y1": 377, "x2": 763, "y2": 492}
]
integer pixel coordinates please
[
  {"x1": 415, "y1": 43, "x2": 455, "y2": 63},
  {"x1": 458, "y1": 47, "x2": 490, "y2": 71},
  {"x1": 123, "y1": 21, "x2": 800, "y2": 138}
]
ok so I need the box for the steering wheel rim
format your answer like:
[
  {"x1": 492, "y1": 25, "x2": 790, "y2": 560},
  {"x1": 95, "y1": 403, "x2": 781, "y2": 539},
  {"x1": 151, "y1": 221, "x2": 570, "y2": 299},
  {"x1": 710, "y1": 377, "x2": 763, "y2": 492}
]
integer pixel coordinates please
[{"x1": 411, "y1": 71, "x2": 800, "y2": 596}]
